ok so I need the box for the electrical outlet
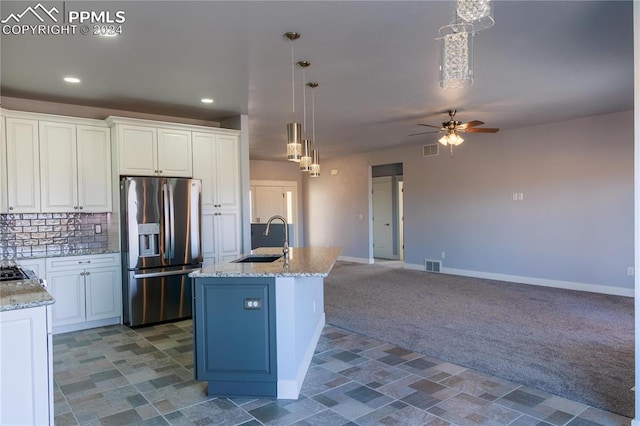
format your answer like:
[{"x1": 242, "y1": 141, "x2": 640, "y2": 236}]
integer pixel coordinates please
[
  {"x1": 441, "y1": 251, "x2": 446, "y2": 259},
  {"x1": 628, "y1": 267, "x2": 634, "y2": 276},
  {"x1": 244, "y1": 298, "x2": 261, "y2": 310},
  {"x1": 94, "y1": 224, "x2": 102, "y2": 234}
]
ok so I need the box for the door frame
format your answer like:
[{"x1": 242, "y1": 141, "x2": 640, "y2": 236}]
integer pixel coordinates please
[
  {"x1": 368, "y1": 164, "x2": 404, "y2": 264},
  {"x1": 250, "y1": 179, "x2": 300, "y2": 248}
]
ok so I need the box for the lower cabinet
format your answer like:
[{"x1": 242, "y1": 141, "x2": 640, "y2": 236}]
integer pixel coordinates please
[
  {"x1": 0, "y1": 305, "x2": 53, "y2": 425},
  {"x1": 193, "y1": 277, "x2": 277, "y2": 397},
  {"x1": 202, "y1": 210, "x2": 241, "y2": 266},
  {"x1": 46, "y1": 253, "x2": 122, "y2": 334}
]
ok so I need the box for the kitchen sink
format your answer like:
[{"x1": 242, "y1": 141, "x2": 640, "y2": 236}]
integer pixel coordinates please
[{"x1": 232, "y1": 254, "x2": 283, "y2": 263}]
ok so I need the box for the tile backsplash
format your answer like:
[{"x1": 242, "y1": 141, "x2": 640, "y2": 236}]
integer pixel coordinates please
[{"x1": 0, "y1": 213, "x2": 110, "y2": 259}]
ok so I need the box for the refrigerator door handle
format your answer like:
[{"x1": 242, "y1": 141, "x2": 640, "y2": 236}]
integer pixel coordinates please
[
  {"x1": 162, "y1": 183, "x2": 171, "y2": 260},
  {"x1": 169, "y1": 183, "x2": 176, "y2": 259},
  {"x1": 133, "y1": 267, "x2": 201, "y2": 279},
  {"x1": 190, "y1": 181, "x2": 201, "y2": 259}
]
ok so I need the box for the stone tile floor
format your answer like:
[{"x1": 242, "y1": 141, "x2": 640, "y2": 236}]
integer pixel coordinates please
[{"x1": 53, "y1": 320, "x2": 632, "y2": 426}]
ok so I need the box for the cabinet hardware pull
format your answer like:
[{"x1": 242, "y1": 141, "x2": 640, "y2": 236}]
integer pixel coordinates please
[
  {"x1": 85, "y1": 272, "x2": 90, "y2": 275},
  {"x1": 8, "y1": 207, "x2": 13, "y2": 210},
  {"x1": 80, "y1": 272, "x2": 85, "y2": 276}
]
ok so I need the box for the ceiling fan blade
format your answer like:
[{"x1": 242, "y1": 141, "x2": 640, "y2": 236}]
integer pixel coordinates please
[
  {"x1": 417, "y1": 123, "x2": 443, "y2": 129},
  {"x1": 464, "y1": 127, "x2": 500, "y2": 133},
  {"x1": 458, "y1": 120, "x2": 485, "y2": 129},
  {"x1": 408, "y1": 130, "x2": 441, "y2": 136}
]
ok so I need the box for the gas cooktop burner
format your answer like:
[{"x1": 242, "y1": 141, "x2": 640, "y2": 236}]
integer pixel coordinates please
[{"x1": 0, "y1": 266, "x2": 28, "y2": 282}]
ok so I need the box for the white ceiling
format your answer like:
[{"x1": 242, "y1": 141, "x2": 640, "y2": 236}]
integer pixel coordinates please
[{"x1": 0, "y1": 1, "x2": 634, "y2": 161}]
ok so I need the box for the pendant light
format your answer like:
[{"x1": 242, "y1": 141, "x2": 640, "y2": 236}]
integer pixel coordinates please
[
  {"x1": 284, "y1": 32, "x2": 302, "y2": 161},
  {"x1": 456, "y1": 0, "x2": 494, "y2": 32},
  {"x1": 308, "y1": 82, "x2": 320, "y2": 177},
  {"x1": 437, "y1": 21, "x2": 474, "y2": 89},
  {"x1": 298, "y1": 61, "x2": 312, "y2": 172}
]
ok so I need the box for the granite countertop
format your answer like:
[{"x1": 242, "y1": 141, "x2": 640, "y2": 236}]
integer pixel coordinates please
[
  {"x1": 16, "y1": 248, "x2": 120, "y2": 260},
  {"x1": 191, "y1": 247, "x2": 342, "y2": 278},
  {"x1": 0, "y1": 279, "x2": 55, "y2": 312}
]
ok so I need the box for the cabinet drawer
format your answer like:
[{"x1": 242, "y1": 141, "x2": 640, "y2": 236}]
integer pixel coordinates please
[{"x1": 46, "y1": 253, "x2": 120, "y2": 271}]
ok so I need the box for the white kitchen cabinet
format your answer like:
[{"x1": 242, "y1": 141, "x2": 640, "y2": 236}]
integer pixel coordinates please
[
  {"x1": 0, "y1": 305, "x2": 53, "y2": 425},
  {"x1": 113, "y1": 122, "x2": 192, "y2": 177},
  {"x1": 5, "y1": 117, "x2": 40, "y2": 213},
  {"x1": 77, "y1": 125, "x2": 112, "y2": 212},
  {"x1": 39, "y1": 121, "x2": 112, "y2": 213},
  {"x1": 193, "y1": 131, "x2": 240, "y2": 210},
  {"x1": 202, "y1": 210, "x2": 241, "y2": 265},
  {"x1": 0, "y1": 117, "x2": 6, "y2": 213},
  {"x1": 46, "y1": 253, "x2": 122, "y2": 334},
  {"x1": 193, "y1": 130, "x2": 241, "y2": 264}
]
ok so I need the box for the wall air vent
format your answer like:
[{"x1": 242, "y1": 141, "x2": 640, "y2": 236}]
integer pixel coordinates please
[
  {"x1": 425, "y1": 259, "x2": 441, "y2": 273},
  {"x1": 423, "y1": 144, "x2": 439, "y2": 157}
]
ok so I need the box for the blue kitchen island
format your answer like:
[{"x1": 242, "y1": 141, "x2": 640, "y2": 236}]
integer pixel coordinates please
[{"x1": 189, "y1": 246, "x2": 341, "y2": 399}]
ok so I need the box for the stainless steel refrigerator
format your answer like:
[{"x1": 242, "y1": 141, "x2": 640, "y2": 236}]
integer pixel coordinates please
[{"x1": 120, "y1": 176, "x2": 202, "y2": 327}]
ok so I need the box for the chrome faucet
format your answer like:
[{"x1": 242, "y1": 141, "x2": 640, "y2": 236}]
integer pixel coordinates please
[{"x1": 264, "y1": 215, "x2": 289, "y2": 259}]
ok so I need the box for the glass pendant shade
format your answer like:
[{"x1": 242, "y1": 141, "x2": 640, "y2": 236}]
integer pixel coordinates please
[
  {"x1": 286, "y1": 122, "x2": 302, "y2": 161},
  {"x1": 456, "y1": 0, "x2": 494, "y2": 32},
  {"x1": 309, "y1": 149, "x2": 320, "y2": 177},
  {"x1": 438, "y1": 131, "x2": 464, "y2": 146},
  {"x1": 438, "y1": 22, "x2": 473, "y2": 89},
  {"x1": 300, "y1": 139, "x2": 312, "y2": 171}
]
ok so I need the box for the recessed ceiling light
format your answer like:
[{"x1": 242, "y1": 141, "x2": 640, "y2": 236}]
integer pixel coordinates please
[
  {"x1": 201, "y1": 98, "x2": 214, "y2": 104},
  {"x1": 63, "y1": 77, "x2": 81, "y2": 83}
]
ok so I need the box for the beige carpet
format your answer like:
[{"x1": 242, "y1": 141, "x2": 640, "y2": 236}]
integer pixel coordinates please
[{"x1": 324, "y1": 261, "x2": 635, "y2": 417}]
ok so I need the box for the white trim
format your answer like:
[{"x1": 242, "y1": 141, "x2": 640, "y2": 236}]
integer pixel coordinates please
[
  {"x1": 403, "y1": 263, "x2": 633, "y2": 297},
  {"x1": 277, "y1": 313, "x2": 325, "y2": 399},
  {"x1": 1, "y1": 107, "x2": 107, "y2": 127},
  {"x1": 339, "y1": 256, "x2": 373, "y2": 264},
  {"x1": 104, "y1": 115, "x2": 239, "y2": 135},
  {"x1": 52, "y1": 317, "x2": 120, "y2": 335}
]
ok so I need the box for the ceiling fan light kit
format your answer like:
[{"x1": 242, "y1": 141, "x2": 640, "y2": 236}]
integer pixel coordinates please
[{"x1": 411, "y1": 109, "x2": 499, "y2": 157}]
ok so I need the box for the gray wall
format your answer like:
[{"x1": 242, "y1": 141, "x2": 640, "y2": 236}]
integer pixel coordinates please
[{"x1": 305, "y1": 110, "x2": 634, "y2": 292}]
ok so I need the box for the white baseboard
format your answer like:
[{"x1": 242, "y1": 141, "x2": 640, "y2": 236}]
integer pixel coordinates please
[
  {"x1": 277, "y1": 313, "x2": 325, "y2": 399},
  {"x1": 403, "y1": 263, "x2": 633, "y2": 297},
  {"x1": 53, "y1": 316, "x2": 121, "y2": 335},
  {"x1": 338, "y1": 256, "x2": 373, "y2": 264}
]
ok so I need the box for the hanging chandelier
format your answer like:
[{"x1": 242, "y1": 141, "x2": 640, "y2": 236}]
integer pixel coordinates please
[
  {"x1": 456, "y1": 0, "x2": 494, "y2": 32},
  {"x1": 308, "y1": 82, "x2": 320, "y2": 177},
  {"x1": 284, "y1": 32, "x2": 302, "y2": 162},
  {"x1": 438, "y1": 22, "x2": 474, "y2": 89},
  {"x1": 298, "y1": 61, "x2": 312, "y2": 172}
]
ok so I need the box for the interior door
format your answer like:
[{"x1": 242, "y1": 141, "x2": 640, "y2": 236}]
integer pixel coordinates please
[
  {"x1": 373, "y1": 177, "x2": 394, "y2": 259},
  {"x1": 253, "y1": 186, "x2": 286, "y2": 223}
]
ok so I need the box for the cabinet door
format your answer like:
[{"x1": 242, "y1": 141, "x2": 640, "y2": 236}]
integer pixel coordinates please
[
  {"x1": 0, "y1": 117, "x2": 6, "y2": 213},
  {"x1": 47, "y1": 269, "x2": 85, "y2": 327},
  {"x1": 201, "y1": 212, "x2": 216, "y2": 261},
  {"x1": 77, "y1": 125, "x2": 112, "y2": 212},
  {"x1": 5, "y1": 118, "x2": 40, "y2": 213},
  {"x1": 85, "y1": 266, "x2": 120, "y2": 321},
  {"x1": 157, "y1": 128, "x2": 192, "y2": 177},
  {"x1": 193, "y1": 132, "x2": 239, "y2": 210},
  {"x1": 215, "y1": 135, "x2": 240, "y2": 209},
  {"x1": 0, "y1": 306, "x2": 50, "y2": 425},
  {"x1": 217, "y1": 211, "x2": 241, "y2": 263},
  {"x1": 118, "y1": 124, "x2": 157, "y2": 175},
  {"x1": 192, "y1": 132, "x2": 216, "y2": 210},
  {"x1": 39, "y1": 121, "x2": 78, "y2": 212}
]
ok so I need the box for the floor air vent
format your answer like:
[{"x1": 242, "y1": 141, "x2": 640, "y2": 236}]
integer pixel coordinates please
[
  {"x1": 423, "y1": 143, "x2": 439, "y2": 157},
  {"x1": 425, "y1": 260, "x2": 441, "y2": 273}
]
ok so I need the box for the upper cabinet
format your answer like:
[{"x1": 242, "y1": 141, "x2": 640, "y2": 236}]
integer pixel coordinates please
[
  {"x1": 5, "y1": 117, "x2": 40, "y2": 213},
  {"x1": 39, "y1": 121, "x2": 112, "y2": 213},
  {"x1": 110, "y1": 120, "x2": 192, "y2": 177},
  {"x1": 1, "y1": 110, "x2": 112, "y2": 214},
  {"x1": 192, "y1": 131, "x2": 240, "y2": 211},
  {"x1": 0, "y1": 117, "x2": 6, "y2": 213}
]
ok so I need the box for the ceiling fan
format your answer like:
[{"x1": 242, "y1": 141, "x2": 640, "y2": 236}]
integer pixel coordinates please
[{"x1": 409, "y1": 109, "x2": 499, "y2": 156}]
